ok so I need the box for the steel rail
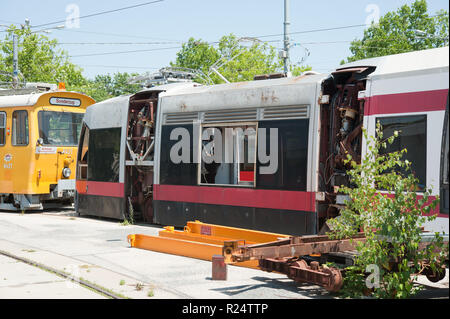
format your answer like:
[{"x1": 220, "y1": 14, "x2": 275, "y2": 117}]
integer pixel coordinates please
[{"x1": 0, "y1": 249, "x2": 126, "y2": 299}]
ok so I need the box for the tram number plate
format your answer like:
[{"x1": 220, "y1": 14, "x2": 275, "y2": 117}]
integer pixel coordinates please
[
  {"x1": 36, "y1": 146, "x2": 57, "y2": 154},
  {"x1": 49, "y1": 97, "x2": 81, "y2": 107}
]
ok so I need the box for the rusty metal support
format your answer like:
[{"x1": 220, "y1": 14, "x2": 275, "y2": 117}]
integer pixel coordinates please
[
  {"x1": 227, "y1": 234, "x2": 366, "y2": 263},
  {"x1": 259, "y1": 258, "x2": 343, "y2": 292}
]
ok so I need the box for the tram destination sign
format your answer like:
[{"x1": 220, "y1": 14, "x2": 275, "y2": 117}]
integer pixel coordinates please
[{"x1": 49, "y1": 97, "x2": 81, "y2": 107}]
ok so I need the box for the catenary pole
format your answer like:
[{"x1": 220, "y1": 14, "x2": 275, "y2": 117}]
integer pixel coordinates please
[{"x1": 283, "y1": 0, "x2": 290, "y2": 75}]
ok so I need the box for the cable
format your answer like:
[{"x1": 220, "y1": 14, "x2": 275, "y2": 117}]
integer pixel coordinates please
[
  {"x1": 69, "y1": 45, "x2": 183, "y2": 57},
  {"x1": 79, "y1": 64, "x2": 159, "y2": 69},
  {"x1": 254, "y1": 24, "x2": 367, "y2": 39},
  {"x1": 31, "y1": 0, "x2": 164, "y2": 29},
  {"x1": 67, "y1": 38, "x2": 285, "y2": 58},
  {"x1": 57, "y1": 41, "x2": 181, "y2": 45},
  {"x1": 58, "y1": 28, "x2": 181, "y2": 42},
  {"x1": 252, "y1": 13, "x2": 447, "y2": 40}
]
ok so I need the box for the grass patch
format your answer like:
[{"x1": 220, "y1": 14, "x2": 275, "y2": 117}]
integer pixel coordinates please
[{"x1": 120, "y1": 220, "x2": 130, "y2": 226}]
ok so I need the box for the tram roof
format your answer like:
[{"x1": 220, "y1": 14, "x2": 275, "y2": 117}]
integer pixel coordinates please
[
  {"x1": 158, "y1": 73, "x2": 328, "y2": 114},
  {"x1": 338, "y1": 46, "x2": 449, "y2": 78},
  {"x1": 136, "y1": 82, "x2": 201, "y2": 94},
  {"x1": 0, "y1": 91, "x2": 49, "y2": 108},
  {"x1": 0, "y1": 90, "x2": 93, "y2": 108},
  {"x1": 83, "y1": 95, "x2": 130, "y2": 129},
  {"x1": 158, "y1": 73, "x2": 327, "y2": 99}
]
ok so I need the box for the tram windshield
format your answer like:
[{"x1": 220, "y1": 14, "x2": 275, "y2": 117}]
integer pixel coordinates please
[{"x1": 38, "y1": 111, "x2": 84, "y2": 146}]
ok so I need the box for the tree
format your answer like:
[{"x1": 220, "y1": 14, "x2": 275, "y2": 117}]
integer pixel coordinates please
[
  {"x1": 68, "y1": 72, "x2": 142, "y2": 102},
  {"x1": 172, "y1": 34, "x2": 311, "y2": 84},
  {"x1": 0, "y1": 24, "x2": 85, "y2": 87},
  {"x1": 343, "y1": 0, "x2": 449, "y2": 63},
  {"x1": 327, "y1": 123, "x2": 446, "y2": 298},
  {"x1": 290, "y1": 64, "x2": 313, "y2": 76},
  {"x1": 0, "y1": 24, "x2": 141, "y2": 103}
]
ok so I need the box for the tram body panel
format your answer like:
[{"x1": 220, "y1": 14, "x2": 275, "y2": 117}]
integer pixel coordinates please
[
  {"x1": 350, "y1": 47, "x2": 449, "y2": 233},
  {"x1": 76, "y1": 95, "x2": 130, "y2": 220}
]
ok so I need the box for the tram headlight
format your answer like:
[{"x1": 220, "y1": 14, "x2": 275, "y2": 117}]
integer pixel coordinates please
[{"x1": 62, "y1": 167, "x2": 71, "y2": 178}]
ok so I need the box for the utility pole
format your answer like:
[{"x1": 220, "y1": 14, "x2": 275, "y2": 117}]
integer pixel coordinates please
[
  {"x1": 12, "y1": 33, "x2": 19, "y2": 89},
  {"x1": 283, "y1": 0, "x2": 290, "y2": 76}
]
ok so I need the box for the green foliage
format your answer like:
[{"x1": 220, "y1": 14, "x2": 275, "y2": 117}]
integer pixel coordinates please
[
  {"x1": 68, "y1": 73, "x2": 141, "y2": 102},
  {"x1": 327, "y1": 122, "x2": 446, "y2": 298},
  {"x1": 172, "y1": 34, "x2": 310, "y2": 84},
  {"x1": 344, "y1": 0, "x2": 449, "y2": 63},
  {"x1": 290, "y1": 64, "x2": 312, "y2": 76},
  {"x1": 173, "y1": 38, "x2": 220, "y2": 78},
  {"x1": 0, "y1": 24, "x2": 140, "y2": 103},
  {"x1": 0, "y1": 24, "x2": 84, "y2": 86}
]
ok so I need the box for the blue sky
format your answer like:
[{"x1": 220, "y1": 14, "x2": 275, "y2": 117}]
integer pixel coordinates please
[{"x1": 1, "y1": 0, "x2": 449, "y2": 80}]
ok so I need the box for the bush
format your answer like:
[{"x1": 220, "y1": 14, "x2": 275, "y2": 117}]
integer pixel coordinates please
[{"x1": 327, "y1": 122, "x2": 446, "y2": 298}]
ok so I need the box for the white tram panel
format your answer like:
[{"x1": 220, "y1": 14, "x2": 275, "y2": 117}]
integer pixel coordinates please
[
  {"x1": 155, "y1": 74, "x2": 328, "y2": 193},
  {"x1": 82, "y1": 95, "x2": 130, "y2": 184}
]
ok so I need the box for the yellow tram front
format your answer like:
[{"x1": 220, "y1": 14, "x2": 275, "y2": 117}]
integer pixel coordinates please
[{"x1": 0, "y1": 89, "x2": 95, "y2": 211}]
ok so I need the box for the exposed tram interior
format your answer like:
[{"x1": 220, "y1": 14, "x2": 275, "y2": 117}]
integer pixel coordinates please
[
  {"x1": 125, "y1": 90, "x2": 159, "y2": 222},
  {"x1": 317, "y1": 67, "x2": 376, "y2": 231}
]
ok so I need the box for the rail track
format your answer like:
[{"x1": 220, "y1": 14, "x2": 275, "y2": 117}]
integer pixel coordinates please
[{"x1": 0, "y1": 249, "x2": 126, "y2": 299}]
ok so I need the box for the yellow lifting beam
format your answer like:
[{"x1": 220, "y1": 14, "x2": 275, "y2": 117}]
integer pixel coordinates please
[
  {"x1": 127, "y1": 221, "x2": 291, "y2": 269},
  {"x1": 185, "y1": 220, "x2": 290, "y2": 243},
  {"x1": 159, "y1": 227, "x2": 247, "y2": 246},
  {"x1": 127, "y1": 233, "x2": 222, "y2": 261}
]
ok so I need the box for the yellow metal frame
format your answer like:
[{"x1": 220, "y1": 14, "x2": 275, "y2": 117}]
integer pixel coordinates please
[
  {"x1": 185, "y1": 220, "x2": 290, "y2": 243},
  {"x1": 127, "y1": 221, "x2": 292, "y2": 269}
]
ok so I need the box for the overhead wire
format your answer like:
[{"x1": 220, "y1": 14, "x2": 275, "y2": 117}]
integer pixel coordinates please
[{"x1": 30, "y1": 0, "x2": 165, "y2": 29}]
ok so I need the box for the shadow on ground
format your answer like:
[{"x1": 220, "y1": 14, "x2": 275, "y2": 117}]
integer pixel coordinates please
[{"x1": 208, "y1": 275, "x2": 334, "y2": 299}]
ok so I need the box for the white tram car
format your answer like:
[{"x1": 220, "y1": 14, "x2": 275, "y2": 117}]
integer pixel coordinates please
[{"x1": 76, "y1": 47, "x2": 449, "y2": 236}]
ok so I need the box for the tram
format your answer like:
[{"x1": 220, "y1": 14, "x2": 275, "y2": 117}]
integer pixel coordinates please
[
  {"x1": 0, "y1": 84, "x2": 95, "y2": 211},
  {"x1": 76, "y1": 46, "x2": 449, "y2": 236}
]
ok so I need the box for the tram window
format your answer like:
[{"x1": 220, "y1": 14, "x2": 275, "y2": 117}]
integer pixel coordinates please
[
  {"x1": 257, "y1": 119, "x2": 309, "y2": 191},
  {"x1": 87, "y1": 128, "x2": 121, "y2": 183},
  {"x1": 38, "y1": 111, "x2": 84, "y2": 146},
  {"x1": 377, "y1": 115, "x2": 427, "y2": 190},
  {"x1": 0, "y1": 112, "x2": 5, "y2": 146},
  {"x1": 199, "y1": 125, "x2": 256, "y2": 186},
  {"x1": 12, "y1": 110, "x2": 28, "y2": 146},
  {"x1": 77, "y1": 124, "x2": 89, "y2": 180},
  {"x1": 160, "y1": 124, "x2": 197, "y2": 186}
]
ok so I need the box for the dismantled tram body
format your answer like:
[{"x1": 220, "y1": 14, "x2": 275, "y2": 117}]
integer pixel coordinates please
[{"x1": 76, "y1": 47, "x2": 449, "y2": 235}]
